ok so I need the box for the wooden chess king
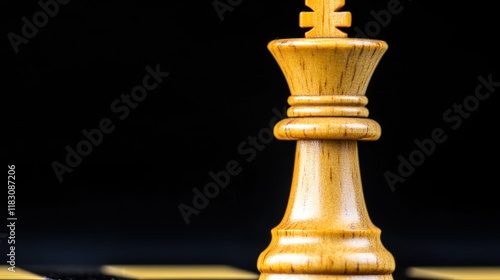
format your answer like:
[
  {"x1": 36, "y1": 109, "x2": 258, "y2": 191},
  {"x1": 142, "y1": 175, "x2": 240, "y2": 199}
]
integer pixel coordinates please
[{"x1": 256, "y1": 0, "x2": 396, "y2": 279}]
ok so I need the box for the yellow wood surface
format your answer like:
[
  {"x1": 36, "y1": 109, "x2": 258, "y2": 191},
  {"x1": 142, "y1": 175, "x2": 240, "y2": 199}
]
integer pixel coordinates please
[
  {"x1": 406, "y1": 267, "x2": 500, "y2": 280},
  {"x1": 102, "y1": 265, "x2": 259, "y2": 279},
  {"x1": 300, "y1": 0, "x2": 351, "y2": 38},
  {"x1": 257, "y1": 1, "x2": 394, "y2": 279},
  {"x1": 257, "y1": 35, "x2": 393, "y2": 280},
  {"x1": 0, "y1": 266, "x2": 44, "y2": 280}
]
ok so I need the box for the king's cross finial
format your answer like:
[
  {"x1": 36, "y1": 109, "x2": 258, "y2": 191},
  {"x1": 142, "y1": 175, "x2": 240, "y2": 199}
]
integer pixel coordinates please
[{"x1": 300, "y1": 0, "x2": 352, "y2": 38}]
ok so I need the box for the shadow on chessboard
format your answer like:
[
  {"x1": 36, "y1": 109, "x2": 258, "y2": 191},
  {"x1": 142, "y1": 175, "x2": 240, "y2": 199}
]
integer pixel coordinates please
[{"x1": 2, "y1": 265, "x2": 500, "y2": 280}]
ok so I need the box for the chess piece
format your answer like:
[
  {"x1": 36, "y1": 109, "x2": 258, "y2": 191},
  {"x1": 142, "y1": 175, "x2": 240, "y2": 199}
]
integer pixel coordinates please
[{"x1": 257, "y1": 0, "x2": 396, "y2": 279}]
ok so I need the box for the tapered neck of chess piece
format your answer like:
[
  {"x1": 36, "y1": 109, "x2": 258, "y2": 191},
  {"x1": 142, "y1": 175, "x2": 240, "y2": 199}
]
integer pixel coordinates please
[{"x1": 257, "y1": 0, "x2": 395, "y2": 279}]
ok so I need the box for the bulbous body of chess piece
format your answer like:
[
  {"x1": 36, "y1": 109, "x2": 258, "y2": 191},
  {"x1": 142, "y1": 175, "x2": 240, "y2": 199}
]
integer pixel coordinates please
[{"x1": 257, "y1": 37, "x2": 395, "y2": 280}]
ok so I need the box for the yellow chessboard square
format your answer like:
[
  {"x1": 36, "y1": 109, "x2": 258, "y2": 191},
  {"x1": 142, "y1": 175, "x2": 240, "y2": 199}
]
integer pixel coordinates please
[
  {"x1": 0, "y1": 266, "x2": 44, "y2": 280},
  {"x1": 407, "y1": 266, "x2": 500, "y2": 279},
  {"x1": 102, "y1": 265, "x2": 259, "y2": 279}
]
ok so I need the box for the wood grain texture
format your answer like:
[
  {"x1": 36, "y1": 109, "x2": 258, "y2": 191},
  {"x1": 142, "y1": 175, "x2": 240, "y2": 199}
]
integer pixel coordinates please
[
  {"x1": 257, "y1": 37, "x2": 394, "y2": 279},
  {"x1": 300, "y1": 0, "x2": 351, "y2": 38}
]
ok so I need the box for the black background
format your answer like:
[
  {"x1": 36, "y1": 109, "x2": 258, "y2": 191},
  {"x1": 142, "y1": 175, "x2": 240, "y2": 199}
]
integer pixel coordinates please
[{"x1": 1, "y1": 0, "x2": 500, "y2": 279}]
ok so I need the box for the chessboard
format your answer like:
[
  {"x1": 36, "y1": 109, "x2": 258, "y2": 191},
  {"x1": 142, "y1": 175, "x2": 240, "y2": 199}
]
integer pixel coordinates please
[
  {"x1": 0, "y1": 265, "x2": 259, "y2": 280},
  {"x1": 406, "y1": 266, "x2": 500, "y2": 280},
  {"x1": 4, "y1": 265, "x2": 500, "y2": 280}
]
